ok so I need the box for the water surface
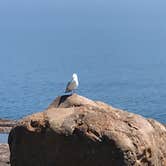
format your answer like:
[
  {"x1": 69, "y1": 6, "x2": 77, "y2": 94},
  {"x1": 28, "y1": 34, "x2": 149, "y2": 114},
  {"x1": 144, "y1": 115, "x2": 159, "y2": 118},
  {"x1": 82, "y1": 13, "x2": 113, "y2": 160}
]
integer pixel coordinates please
[
  {"x1": 0, "y1": 134, "x2": 8, "y2": 143},
  {"x1": 0, "y1": 0, "x2": 166, "y2": 123}
]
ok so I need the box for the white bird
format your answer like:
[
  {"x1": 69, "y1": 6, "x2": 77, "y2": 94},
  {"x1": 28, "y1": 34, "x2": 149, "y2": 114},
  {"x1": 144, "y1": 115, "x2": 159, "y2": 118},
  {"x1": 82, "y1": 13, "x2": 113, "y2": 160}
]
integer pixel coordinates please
[{"x1": 65, "y1": 73, "x2": 79, "y2": 93}]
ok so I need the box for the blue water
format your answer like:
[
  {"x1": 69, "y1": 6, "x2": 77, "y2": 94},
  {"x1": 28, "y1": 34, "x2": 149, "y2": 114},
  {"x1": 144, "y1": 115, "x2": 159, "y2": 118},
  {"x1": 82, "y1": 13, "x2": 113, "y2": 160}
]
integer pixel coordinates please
[
  {"x1": 0, "y1": 0, "x2": 166, "y2": 123},
  {"x1": 0, "y1": 134, "x2": 8, "y2": 143}
]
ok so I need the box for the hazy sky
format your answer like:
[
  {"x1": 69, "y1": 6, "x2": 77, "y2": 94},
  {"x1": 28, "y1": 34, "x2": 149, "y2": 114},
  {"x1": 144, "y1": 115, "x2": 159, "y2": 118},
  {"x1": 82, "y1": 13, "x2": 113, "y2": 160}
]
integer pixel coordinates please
[{"x1": 0, "y1": 0, "x2": 166, "y2": 78}]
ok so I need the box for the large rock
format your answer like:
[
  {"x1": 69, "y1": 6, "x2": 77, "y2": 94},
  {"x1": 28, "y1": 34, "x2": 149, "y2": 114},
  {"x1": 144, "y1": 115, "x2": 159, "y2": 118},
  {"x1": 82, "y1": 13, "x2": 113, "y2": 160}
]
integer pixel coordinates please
[{"x1": 8, "y1": 94, "x2": 166, "y2": 166}]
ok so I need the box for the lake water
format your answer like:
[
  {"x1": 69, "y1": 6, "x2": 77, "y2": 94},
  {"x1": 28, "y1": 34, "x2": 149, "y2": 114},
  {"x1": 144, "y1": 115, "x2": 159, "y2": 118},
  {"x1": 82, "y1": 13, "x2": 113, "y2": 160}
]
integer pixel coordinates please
[{"x1": 0, "y1": 0, "x2": 166, "y2": 123}]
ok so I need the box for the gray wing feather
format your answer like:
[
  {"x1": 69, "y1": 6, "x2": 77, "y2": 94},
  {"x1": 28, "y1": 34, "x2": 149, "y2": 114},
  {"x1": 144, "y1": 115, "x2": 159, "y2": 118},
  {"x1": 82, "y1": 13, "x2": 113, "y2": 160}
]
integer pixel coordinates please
[{"x1": 65, "y1": 81, "x2": 72, "y2": 93}]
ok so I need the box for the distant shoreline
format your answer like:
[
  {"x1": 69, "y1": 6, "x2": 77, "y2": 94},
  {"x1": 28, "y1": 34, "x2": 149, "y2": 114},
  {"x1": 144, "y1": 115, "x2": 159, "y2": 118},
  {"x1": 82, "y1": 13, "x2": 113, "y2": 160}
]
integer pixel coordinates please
[{"x1": 0, "y1": 119, "x2": 17, "y2": 134}]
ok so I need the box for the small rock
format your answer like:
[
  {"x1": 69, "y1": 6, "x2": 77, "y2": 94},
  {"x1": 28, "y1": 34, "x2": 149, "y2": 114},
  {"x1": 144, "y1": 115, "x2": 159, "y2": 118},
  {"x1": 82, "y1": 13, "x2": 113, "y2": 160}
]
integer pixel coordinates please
[
  {"x1": 0, "y1": 143, "x2": 10, "y2": 166},
  {"x1": 0, "y1": 119, "x2": 17, "y2": 134}
]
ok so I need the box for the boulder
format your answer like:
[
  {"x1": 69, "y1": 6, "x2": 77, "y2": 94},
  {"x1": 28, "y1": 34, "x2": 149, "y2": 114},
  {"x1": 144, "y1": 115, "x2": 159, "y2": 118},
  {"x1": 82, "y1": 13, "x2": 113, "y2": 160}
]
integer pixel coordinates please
[{"x1": 8, "y1": 94, "x2": 166, "y2": 166}]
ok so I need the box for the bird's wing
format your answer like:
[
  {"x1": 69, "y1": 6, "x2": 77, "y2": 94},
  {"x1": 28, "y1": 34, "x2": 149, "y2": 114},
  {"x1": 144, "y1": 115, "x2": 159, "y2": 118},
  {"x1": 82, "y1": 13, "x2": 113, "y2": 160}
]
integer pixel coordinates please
[{"x1": 65, "y1": 81, "x2": 72, "y2": 93}]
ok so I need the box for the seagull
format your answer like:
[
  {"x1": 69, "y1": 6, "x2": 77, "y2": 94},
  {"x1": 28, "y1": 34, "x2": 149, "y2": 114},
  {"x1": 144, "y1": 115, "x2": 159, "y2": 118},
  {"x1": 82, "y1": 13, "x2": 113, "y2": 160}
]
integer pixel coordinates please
[{"x1": 65, "y1": 73, "x2": 79, "y2": 93}]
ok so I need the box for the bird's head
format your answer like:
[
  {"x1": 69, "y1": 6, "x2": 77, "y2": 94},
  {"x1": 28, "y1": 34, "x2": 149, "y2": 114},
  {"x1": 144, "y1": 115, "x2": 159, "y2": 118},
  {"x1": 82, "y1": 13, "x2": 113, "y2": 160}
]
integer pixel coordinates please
[{"x1": 72, "y1": 73, "x2": 78, "y2": 80}]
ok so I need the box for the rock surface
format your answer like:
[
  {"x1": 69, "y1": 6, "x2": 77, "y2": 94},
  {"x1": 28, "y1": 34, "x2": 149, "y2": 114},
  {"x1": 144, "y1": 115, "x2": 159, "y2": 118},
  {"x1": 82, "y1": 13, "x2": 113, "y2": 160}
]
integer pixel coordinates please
[
  {"x1": 9, "y1": 94, "x2": 166, "y2": 166},
  {"x1": 0, "y1": 144, "x2": 10, "y2": 166}
]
